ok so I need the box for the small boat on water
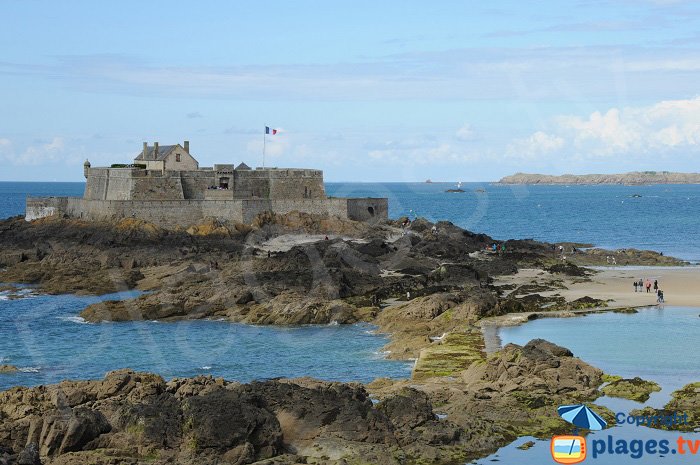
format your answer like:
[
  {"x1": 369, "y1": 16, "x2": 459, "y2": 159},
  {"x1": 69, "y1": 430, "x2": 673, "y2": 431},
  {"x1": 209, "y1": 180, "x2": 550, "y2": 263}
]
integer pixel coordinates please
[
  {"x1": 446, "y1": 181, "x2": 465, "y2": 193},
  {"x1": 425, "y1": 179, "x2": 433, "y2": 183}
]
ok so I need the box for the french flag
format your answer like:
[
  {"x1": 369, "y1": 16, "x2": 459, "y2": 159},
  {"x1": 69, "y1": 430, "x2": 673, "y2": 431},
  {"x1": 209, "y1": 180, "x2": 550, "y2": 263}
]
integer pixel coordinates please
[{"x1": 265, "y1": 126, "x2": 278, "y2": 135}]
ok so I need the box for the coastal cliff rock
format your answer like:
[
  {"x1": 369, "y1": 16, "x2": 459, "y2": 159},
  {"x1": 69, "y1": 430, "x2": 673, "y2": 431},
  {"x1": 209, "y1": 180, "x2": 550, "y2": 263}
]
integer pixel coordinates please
[{"x1": 498, "y1": 171, "x2": 700, "y2": 185}]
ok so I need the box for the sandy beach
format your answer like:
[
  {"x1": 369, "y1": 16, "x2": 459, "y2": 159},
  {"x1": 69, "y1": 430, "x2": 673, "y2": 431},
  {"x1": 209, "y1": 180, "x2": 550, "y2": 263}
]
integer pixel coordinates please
[{"x1": 496, "y1": 266, "x2": 700, "y2": 308}]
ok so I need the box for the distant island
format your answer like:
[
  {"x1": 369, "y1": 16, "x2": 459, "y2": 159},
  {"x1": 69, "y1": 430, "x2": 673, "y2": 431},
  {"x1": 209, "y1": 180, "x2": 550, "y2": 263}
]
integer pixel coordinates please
[{"x1": 498, "y1": 171, "x2": 700, "y2": 185}]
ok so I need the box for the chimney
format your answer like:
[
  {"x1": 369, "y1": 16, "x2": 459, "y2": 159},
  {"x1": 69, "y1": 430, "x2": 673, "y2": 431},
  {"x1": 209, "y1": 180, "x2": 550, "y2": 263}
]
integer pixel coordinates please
[
  {"x1": 184, "y1": 140, "x2": 189, "y2": 153},
  {"x1": 154, "y1": 142, "x2": 159, "y2": 159},
  {"x1": 142, "y1": 142, "x2": 147, "y2": 159}
]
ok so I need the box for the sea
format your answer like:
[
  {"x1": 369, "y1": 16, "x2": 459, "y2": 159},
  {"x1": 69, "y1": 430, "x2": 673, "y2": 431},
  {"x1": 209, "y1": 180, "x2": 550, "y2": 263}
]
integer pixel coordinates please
[{"x1": 1, "y1": 181, "x2": 699, "y2": 465}]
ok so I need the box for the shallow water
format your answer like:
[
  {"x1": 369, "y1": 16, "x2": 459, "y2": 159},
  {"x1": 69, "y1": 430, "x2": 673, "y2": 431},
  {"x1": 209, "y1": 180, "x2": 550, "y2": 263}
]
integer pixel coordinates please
[
  {"x1": 0, "y1": 288, "x2": 411, "y2": 390},
  {"x1": 496, "y1": 306, "x2": 700, "y2": 406},
  {"x1": 475, "y1": 306, "x2": 700, "y2": 465}
]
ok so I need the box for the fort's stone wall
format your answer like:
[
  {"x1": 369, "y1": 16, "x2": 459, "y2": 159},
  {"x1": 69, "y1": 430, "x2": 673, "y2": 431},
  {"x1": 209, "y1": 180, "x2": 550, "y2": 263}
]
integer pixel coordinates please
[
  {"x1": 181, "y1": 171, "x2": 215, "y2": 199},
  {"x1": 26, "y1": 197, "x2": 69, "y2": 221},
  {"x1": 25, "y1": 197, "x2": 388, "y2": 227},
  {"x1": 130, "y1": 176, "x2": 185, "y2": 200},
  {"x1": 83, "y1": 167, "x2": 325, "y2": 201},
  {"x1": 83, "y1": 168, "x2": 110, "y2": 200},
  {"x1": 35, "y1": 161, "x2": 386, "y2": 227},
  {"x1": 347, "y1": 198, "x2": 389, "y2": 222}
]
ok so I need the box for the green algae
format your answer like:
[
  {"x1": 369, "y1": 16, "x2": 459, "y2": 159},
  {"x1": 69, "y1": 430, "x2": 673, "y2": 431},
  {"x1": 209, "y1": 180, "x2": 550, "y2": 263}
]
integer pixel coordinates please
[
  {"x1": 601, "y1": 377, "x2": 661, "y2": 402},
  {"x1": 412, "y1": 331, "x2": 484, "y2": 380}
]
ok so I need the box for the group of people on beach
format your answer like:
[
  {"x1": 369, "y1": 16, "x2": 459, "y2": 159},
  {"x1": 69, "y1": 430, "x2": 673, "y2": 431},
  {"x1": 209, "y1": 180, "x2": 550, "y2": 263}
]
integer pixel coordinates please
[
  {"x1": 489, "y1": 243, "x2": 506, "y2": 254},
  {"x1": 634, "y1": 278, "x2": 665, "y2": 303}
]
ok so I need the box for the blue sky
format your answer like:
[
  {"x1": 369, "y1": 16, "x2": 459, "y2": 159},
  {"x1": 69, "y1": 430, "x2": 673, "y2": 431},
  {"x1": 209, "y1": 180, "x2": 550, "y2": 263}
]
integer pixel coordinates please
[{"x1": 1, "y1": 0, "x2": 700, "y2": 181}]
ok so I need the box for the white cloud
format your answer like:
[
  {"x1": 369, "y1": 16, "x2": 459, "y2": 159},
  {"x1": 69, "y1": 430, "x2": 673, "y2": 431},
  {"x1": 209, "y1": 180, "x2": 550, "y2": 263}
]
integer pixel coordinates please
[
  {"x1": 4, "y1": 45, "x2": 700, "y2": 102},
  {"x1": 0, "y1": 137, "x2": 69, "y2": 166},
  {"x1": 246, "y1": 133, "x2": 289, "y2": 158},
  {"x1": 0, "y1": 138, "x2": 11, "y2": 157},
  {"x1": 507, "y1": 96, "x2": 700, "y2": 161},
  {"x1": 456, "y1": 123, "x2": 475, "y2": 141},
  {"x1": 367, "y1": 141, "x2": 479, "y2": 165},
  {"x1": 506, "y1": 131, "x2": 565, "y2": 159}
]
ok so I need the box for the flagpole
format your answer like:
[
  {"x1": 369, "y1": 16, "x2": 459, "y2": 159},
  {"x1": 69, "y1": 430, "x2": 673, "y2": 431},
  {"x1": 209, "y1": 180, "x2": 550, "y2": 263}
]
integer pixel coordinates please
[{"x1": 262, "y1": 126, "x2": 266, "y2": 169}]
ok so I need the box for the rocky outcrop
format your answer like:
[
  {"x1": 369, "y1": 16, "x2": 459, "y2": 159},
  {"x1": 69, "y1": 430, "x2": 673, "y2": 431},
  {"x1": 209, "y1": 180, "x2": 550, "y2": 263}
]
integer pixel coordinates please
[
  {"x1": 498, "y1": 171, "x2": 700, "y2": 185},
  {"x1": 570, "y1": 248, "x2": 687, "y2": 267},
  {"x1": 0, "y1": 369, "x2": 496, "y2": 465},
  {"x1": 0, "y1": 340, "x2": 610, "y2": 465},
  {"x1": 0, "y1": 365, "x2": 19, "y2": 374},
  {"x1": 601, "y1": 377, "x2": 661, "y2": 402},
  {"x1": 630, "y1": 382, "x2": 700, "y2": 432},
  {"x1": 370, "y1": 339, "x2": 612, "y2": 445},
  {"x1": 0, "y1": 212, "x2": 682, "y2": 325}
]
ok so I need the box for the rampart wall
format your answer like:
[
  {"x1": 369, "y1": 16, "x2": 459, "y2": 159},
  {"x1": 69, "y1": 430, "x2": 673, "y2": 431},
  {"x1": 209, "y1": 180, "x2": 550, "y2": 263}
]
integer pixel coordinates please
[
  {"x1": 25, "y1": 196, "x2": 388, "y2": 227},
  {"x1": 83, "y1": 167, "x2": 325, "y2": 201}
]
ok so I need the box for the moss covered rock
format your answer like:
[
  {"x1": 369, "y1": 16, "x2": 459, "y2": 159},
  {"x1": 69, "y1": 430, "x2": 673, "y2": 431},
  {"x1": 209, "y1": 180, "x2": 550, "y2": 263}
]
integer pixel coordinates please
[
  {"x1": 602, "y1": 377, "x2": 661, "y2": 402},
  {"x1": 412, "y1": 330, "x2": 485, "y2": 380},
  {"x1": 0, "y1": 364, "x2": 19, "y2": 374},
  {"x1": 630, "y1": 382, "x2": 699, "y2": 432}
]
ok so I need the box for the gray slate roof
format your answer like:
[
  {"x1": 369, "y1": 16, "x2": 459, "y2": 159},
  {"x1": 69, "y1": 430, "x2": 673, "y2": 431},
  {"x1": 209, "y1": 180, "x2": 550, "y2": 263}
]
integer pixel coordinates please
[
  {"x1": 134, "y1": 145, "x2": 177, "y2": 161},
  {"x1": 236, "y1": 162, "x2": 252, "y2": 170}
]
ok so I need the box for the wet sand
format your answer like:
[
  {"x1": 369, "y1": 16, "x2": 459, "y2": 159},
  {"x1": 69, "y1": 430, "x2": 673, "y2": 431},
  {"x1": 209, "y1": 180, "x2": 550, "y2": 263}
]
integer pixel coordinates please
[{"x1": 495, "y1": 266, "x2": 700, "y2": 308}]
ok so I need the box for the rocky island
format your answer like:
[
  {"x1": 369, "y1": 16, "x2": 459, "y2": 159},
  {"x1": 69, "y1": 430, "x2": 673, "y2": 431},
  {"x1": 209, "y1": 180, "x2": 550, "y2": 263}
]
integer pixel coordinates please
[
  {"x1": 0, "y1": 210, "x2": 697, "y2": 464},
  {"x1": 498, "y1": 171, "x2": 700, "y2": 185}
]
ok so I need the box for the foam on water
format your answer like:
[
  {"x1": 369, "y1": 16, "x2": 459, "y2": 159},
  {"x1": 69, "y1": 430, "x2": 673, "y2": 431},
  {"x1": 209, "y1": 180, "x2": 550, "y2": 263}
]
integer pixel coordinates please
[
  {"x1": 18, "y1": 367, "x2": 40, "y2": 373},
  {"x1": 57, "y1": 316, "x2": 89, "y2": 324}
]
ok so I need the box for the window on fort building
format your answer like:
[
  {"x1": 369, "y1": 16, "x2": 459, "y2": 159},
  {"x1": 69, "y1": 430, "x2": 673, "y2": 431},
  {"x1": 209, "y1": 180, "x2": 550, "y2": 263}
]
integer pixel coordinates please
[{"x1": 176, "y1": 154, "x2": 181, "y2": 162}]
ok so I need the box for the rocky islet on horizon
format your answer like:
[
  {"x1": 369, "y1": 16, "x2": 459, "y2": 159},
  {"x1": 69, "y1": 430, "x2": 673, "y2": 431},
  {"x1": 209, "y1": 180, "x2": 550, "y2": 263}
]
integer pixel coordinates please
[{"x1": 498, "y1": 171, "x2": 700, "y2": 185}]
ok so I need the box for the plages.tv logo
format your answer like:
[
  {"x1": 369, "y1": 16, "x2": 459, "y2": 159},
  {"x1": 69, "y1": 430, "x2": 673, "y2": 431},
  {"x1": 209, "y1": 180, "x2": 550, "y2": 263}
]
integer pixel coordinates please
[
  {"x1": 550, "y1": 404, "x2": 607, "y2": 464},
  {"x1": 551, "y1": 435, "x2": 587, "y2": 464}
]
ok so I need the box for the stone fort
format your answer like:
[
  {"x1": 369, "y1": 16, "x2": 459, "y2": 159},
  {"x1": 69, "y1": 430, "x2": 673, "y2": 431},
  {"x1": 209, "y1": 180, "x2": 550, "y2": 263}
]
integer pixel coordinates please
[{"x1": 26, "y1": 141, "x2": 388, "y2": 227}]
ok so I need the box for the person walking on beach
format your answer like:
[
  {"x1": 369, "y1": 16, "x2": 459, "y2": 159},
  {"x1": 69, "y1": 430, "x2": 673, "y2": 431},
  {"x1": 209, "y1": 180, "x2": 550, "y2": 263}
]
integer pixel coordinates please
[
  {"x1": 638, "y1": 278, "x2": 643, "y2": 291},
  {"x1": 654, "y1": 280, "x2": 658, "y2": 293},
  {"x1": 657, "y1": 289, "x2": 665, "y2": 303},
  {"x1": 633, "y1": 280, "x2": 638, "y2": 292},
  {"x1": 646, "y1": 280, "x2": 652, "y2": 293}
]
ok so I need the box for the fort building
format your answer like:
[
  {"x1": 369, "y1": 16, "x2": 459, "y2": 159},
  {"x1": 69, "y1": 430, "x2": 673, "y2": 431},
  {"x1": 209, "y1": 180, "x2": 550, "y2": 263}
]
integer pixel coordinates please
[{"x1": 26, "y1": 141, "x2": 388, "y2": 227}]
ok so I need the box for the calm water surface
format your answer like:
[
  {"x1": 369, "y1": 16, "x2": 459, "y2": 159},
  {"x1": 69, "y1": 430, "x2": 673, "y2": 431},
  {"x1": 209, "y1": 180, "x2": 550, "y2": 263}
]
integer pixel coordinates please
[
  {"x1": 475, "y1": 307, "x2": 700, "y2": 465},
  {"x1": 0, "y1": 288, "x2": 411, "y2": 390}
]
